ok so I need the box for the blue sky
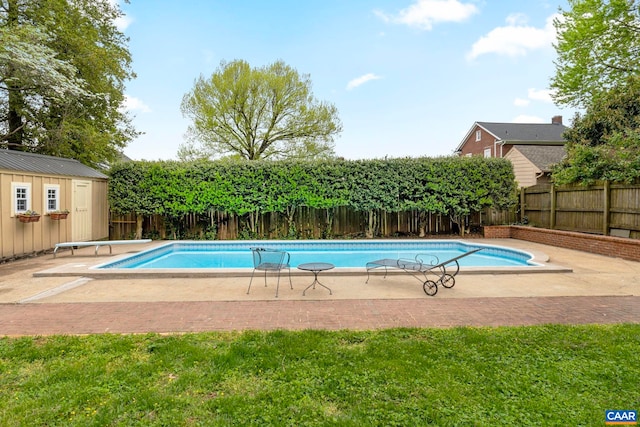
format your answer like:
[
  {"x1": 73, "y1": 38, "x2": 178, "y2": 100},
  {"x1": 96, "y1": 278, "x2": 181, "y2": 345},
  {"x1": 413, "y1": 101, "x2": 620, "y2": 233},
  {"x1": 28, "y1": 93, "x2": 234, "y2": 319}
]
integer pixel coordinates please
[{"x1": 116, "y1": 0, "x2": 575, "y2": 161}]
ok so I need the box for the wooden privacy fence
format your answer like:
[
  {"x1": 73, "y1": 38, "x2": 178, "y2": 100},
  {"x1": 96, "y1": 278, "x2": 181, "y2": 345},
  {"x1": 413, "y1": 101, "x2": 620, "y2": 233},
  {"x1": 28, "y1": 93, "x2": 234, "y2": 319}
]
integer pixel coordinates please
[
  {"x1": 110, "y1": 207, "x2": 478, "y2": 240},
  {"x1": 480, "y1": 206, "x2": 518, "y2": 227},
  {"x1": 520, "y1": 182, "x2": 640, "y2": 239}
]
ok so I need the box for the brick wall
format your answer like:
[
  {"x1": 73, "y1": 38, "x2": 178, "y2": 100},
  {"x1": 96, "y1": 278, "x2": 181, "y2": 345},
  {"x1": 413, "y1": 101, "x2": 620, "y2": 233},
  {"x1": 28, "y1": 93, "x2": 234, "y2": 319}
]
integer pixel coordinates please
[
  {"x1": 483, "y1": 225, "x2": 512, "y2": 239},
  {"x1": 458, "y1": 125, "x2": 496, "y2": 156},
  {"x1": 483, "y1": 225, "x2": 640, "y2": 262}
]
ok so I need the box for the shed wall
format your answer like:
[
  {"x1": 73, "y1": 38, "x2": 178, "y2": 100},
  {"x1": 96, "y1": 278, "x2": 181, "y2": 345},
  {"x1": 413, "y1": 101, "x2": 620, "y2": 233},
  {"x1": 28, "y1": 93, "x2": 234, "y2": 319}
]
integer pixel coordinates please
[
  {"x1": 0, "y1": 170, "x2": 108, "y2": 260},
  {"x1": 92, "y1": 180, "x2": 109, "y2": 240}
]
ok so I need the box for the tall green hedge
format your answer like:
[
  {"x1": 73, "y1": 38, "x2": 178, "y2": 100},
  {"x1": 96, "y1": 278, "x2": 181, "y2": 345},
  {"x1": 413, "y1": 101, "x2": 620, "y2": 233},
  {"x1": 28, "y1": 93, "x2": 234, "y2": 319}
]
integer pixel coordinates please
[{"x1": 109, "y1": 157, "x2": 516, "y2": 227}]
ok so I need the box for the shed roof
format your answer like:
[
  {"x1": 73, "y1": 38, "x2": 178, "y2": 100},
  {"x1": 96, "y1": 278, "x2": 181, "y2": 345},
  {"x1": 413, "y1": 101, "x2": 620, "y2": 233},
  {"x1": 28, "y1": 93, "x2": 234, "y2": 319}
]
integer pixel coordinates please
[
  {"x1": 0, "y1": 150, "x2": 108, "y2": 179},
  {"x1": 511, "y1": 145, "x2": 567, "y2": 172}
]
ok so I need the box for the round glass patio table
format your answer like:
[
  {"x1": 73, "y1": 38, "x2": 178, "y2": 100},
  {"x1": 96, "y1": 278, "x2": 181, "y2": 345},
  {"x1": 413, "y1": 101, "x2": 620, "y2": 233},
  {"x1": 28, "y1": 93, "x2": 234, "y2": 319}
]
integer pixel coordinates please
[{"x1": 297, "y1": 262, "x2": 334, "y2": 296}]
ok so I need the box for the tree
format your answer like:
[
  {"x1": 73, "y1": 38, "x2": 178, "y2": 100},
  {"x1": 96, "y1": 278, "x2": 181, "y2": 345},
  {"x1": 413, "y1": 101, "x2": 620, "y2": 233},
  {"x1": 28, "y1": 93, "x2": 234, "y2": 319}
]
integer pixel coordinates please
[
  {"x1": 180, "y1": 59, "x2": 342, "y2": 161},
  {"x1": 551, "y1": 0, "x2": 640, "y2": 108},
  {"x1": 0, "y1": 0, "x2": 137, "y2": 168},
  {"x1": 552, "y1": 76, "x2": 640, "y2": 184}
]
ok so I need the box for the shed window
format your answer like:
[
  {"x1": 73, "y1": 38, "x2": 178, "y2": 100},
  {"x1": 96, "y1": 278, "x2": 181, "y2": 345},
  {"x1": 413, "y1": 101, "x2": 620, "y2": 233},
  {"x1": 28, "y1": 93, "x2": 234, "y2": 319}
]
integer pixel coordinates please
[
  {"x1": 12, "y1": 183, "x2": 31, "y2": 214},
  {"x1": 44, "y1": 184, "x2": 60, "y2": 212}
]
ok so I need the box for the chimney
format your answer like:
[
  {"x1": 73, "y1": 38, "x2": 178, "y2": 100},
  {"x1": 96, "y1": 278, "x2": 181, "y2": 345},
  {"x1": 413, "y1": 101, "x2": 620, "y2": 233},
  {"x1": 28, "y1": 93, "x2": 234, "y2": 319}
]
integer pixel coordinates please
[{"x1": 552, "y1": 115, "x2": 563, "y2": 125}]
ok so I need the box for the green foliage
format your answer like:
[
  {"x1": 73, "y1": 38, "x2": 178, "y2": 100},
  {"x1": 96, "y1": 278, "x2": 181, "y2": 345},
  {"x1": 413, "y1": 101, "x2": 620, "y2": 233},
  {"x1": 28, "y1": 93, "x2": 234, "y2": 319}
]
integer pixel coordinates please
[
  {"x1": 563, "y1": 76, "x2": 640, "y2": 148},
  {"x1": 180, "y1": 59, "x2": 342, "y2": 161},
  {"x1": 551, "y1": 0, "x2": 640, "y2": 109},
  {"x1": 109, "y1": 157, "x2": 517, "y2": 230},
  {"x1": 1, "y1": 325, "x2": 639, "y2": 425},
  {"x1": 0, "y1": 0, "x2": 137, "y2": 168},
  {"x1": 554, "y1": 129, "x2": 640, "y2": 185},
  {"x1": 553, "y1": 76, "x2": 640, "y2": 184}
]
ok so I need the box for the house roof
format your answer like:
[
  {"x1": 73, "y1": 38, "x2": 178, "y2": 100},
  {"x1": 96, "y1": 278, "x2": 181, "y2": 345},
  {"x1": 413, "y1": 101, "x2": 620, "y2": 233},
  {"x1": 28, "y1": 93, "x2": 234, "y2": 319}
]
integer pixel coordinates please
[
  {"x1": 477, "y1": 121, "x2": 568, "y2": 143},
  {"x1": 510, "y1": 145, "x2": 567, "y2": 172},
  {"x1": 0, "y1": 149, "x2": 108, "y2": 179},
  {"x1": 456, "y1": 120, "x2": 568, "y2": 153}
]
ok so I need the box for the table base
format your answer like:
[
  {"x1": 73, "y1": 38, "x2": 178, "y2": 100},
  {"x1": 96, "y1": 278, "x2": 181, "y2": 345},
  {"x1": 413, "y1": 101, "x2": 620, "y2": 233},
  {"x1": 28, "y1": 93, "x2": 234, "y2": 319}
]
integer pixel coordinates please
[{"x1": 302, "y1": 273, "x2": 332, "y2": 296}]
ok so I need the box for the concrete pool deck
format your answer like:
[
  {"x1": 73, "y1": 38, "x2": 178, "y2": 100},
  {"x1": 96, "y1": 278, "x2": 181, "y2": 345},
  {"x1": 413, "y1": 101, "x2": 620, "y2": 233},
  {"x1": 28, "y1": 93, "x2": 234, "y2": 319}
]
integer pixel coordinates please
[{"x1": 1, "y1": 238, "x2": 639, "y2": 335}]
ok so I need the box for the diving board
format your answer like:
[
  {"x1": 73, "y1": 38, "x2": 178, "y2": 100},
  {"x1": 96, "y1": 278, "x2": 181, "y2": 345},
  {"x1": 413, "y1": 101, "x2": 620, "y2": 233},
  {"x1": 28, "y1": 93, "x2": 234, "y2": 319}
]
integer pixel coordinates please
[{"x1": 53, "y1": 239, "x2": 152, "y2": 258}]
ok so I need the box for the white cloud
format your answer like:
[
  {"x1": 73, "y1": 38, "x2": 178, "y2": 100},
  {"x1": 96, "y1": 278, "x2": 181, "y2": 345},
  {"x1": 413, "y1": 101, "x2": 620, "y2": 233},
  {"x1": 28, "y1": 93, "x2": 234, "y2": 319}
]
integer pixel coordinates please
[
  {"x1": 107, "y1": 0, "x2": 133, "y2": 31},
  {"x1": 346, "y1": 73, "x2": 383, "y2": 90},
  {"x1": 375, "y1": 0, "x2": 478, "y2": 31},
  {"x1": 527, "y1": 88, "x2": 553, "y2": 103},
  {"x1": 467, "y1": 13, "x2": 558, "y2": 61},
  {"x1": 374, "y1": 10, "x2": 391, "y2": 23},
  {"x1": 505, "y1": 13, "x2": 528, "y2": 26},
  {"x1": 114, "y1": 15, "x2": 133, "y2": 31},
  {"x1": 122, "y1": 95, "x2": 151, "y2": 113},
  {"x1": 512, "y1": 114, "x2": 545, "y2": 123},
  {"x1": 514, "y1": 88, "x2": 553, "y2": 107}
]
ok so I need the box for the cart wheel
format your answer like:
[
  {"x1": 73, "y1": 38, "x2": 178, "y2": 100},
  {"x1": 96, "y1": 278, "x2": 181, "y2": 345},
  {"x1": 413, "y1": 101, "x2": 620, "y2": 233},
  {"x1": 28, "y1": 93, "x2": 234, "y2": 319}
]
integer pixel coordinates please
[
  {"x1": 441, "y1": 274, "x2": 455, "y2": 288},
  {"x1": 423, "y1": 280, "x2": 438, "y2": 296}
]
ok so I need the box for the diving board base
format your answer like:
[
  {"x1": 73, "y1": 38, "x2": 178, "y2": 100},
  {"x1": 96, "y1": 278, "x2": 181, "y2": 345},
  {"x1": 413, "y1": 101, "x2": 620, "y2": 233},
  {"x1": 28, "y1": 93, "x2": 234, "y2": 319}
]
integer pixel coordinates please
[{"x1": 53, "y1": 239, "x2": 152, "y2": 258}]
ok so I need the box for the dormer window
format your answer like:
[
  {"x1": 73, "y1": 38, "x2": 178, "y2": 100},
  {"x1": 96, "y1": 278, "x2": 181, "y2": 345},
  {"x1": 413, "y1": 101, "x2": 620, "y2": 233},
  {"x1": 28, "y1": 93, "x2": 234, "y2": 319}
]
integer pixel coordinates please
[{"x1": 475, "y1": 130, "x2": 481, "y2": 141}]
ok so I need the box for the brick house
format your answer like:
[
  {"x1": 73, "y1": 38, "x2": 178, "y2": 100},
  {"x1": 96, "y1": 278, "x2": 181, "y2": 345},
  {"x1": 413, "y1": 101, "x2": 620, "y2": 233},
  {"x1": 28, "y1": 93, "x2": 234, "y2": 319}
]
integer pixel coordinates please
[
  {"x1": 455, "y1": 116, "x2": 567, "y2": 158},
  {"x1": 455, "y1": 116, "x2": 568, "y2": 187}
]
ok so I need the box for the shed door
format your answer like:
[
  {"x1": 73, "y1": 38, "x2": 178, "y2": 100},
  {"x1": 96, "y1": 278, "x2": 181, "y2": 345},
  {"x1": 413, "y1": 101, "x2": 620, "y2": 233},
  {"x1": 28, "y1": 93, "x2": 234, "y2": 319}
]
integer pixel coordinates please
[{"x1": 72, "y1": 180, "x2": 92, "y2": 241}]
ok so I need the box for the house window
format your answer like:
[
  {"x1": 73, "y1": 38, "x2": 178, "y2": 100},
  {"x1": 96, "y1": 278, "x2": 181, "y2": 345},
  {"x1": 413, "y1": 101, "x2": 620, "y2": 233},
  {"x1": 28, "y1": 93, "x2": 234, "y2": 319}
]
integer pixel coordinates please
[
  {"x1": 44, "y1": 184, "x2": 60, "y2": 212},
  {"x1": 475, "y1": 130, "x2": 481, "y2": 141},
  {"x1": 484, "y1": 148, "x2": 492, "y2": 158},
  {"x1": 12, "y1": 182, "x2": 31, "y2": 214}
]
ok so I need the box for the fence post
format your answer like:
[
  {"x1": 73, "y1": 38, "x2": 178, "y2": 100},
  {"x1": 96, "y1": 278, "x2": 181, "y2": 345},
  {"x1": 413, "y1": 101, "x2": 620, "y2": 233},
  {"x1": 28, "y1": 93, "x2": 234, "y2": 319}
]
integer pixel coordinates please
[
  {"x1": 550, "y1": 184, "x2": 556, "y2": 229},
  {"x1": 603, "y1": 180, "x2": 610, "y2": 236},
  {"x1": 520, "y1": 187, "x2": 526, "y2": 223}
]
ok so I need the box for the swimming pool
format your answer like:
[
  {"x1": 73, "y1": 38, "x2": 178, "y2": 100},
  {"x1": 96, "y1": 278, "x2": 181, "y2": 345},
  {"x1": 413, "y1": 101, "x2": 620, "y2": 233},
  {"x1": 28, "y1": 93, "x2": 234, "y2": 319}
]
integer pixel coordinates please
[{"x1": 95, "y1": 240, "x2": 539, "y2": 270}]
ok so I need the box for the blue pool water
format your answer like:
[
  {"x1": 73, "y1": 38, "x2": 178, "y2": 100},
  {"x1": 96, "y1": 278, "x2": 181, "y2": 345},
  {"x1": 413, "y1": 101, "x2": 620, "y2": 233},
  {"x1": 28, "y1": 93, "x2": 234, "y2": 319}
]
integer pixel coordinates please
[{"x1": 96, "y1": 240, "x2": 537, "y2": 269}]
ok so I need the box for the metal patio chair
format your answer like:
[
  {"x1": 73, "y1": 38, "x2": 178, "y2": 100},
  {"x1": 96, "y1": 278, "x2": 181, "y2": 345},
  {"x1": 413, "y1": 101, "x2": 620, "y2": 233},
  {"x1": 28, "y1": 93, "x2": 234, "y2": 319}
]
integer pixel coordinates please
[{"x1": 247, "y1": 247, "x2": 293, "y2": 298}]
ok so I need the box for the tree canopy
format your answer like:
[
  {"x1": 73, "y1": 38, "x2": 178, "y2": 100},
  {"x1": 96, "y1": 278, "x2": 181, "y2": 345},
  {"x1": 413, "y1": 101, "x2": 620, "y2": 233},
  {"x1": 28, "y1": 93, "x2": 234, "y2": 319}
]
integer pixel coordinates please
[
  {"x1": 0, "y1": 0, "x2": 137, "y2": 168},
  {"x1": 180, "y1": 59, "x2": 342, "y2": 161},
  {"x1": 553, "y1": 76, "x2": 640, "y2": 184},
  {"x1": 551, "y1": 0, "x2": 640, "y2": 108},
  {"x1": 550, "y1": 0, "x2": 640, "y2": 185}
]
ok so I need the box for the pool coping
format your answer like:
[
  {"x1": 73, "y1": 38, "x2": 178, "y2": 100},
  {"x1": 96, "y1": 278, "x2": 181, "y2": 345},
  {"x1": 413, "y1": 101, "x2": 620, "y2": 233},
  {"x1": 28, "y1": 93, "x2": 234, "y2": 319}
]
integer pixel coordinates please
[{"x1": 33, "y1": 240, "x2": 572, "y2": 278}]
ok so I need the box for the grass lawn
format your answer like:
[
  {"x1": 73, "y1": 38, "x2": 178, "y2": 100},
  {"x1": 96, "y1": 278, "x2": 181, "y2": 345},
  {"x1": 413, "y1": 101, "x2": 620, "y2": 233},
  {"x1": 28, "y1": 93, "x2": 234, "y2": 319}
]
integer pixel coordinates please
[{"x1": 1, "y1": 324, "x2": 639, "y2": 426}]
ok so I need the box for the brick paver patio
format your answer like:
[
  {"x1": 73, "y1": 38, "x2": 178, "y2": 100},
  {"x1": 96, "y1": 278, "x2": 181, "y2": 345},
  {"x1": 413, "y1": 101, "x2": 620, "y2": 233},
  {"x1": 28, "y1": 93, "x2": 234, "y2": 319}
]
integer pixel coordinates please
[{"x1": 2, "y1": 295, "x2": 639, "y2": 336}]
